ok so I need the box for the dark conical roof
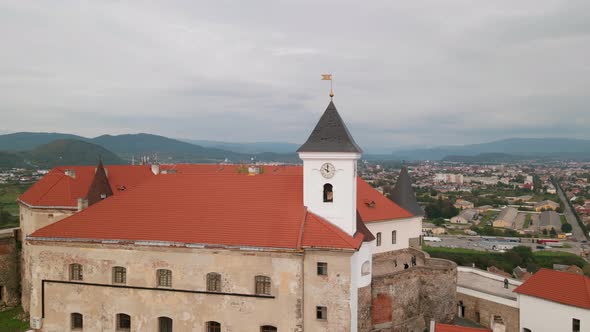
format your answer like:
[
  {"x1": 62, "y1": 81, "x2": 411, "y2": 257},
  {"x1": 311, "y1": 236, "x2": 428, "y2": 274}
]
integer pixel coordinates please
[
  {"x1": 86, "y1": 160, "x2": 113, "y2": 206},
  {"x1": 390, "y1": 166, "x2": 424, "y2": 216},
  {"x1": 297, "y1": 101, "x2": 363, "y2": 153}
]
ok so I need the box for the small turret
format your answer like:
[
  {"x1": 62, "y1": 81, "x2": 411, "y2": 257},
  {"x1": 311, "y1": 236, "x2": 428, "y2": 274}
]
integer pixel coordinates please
[{"x1": 390, "y1": 166, "x2": 424, "y2": 216}]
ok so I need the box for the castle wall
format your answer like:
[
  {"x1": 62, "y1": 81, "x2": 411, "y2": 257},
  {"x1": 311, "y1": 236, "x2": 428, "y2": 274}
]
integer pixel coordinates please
[
  {"x1": 0, "y1": 233, "x2": 19, "y2": 308},
  {"x1": 26, "y1": 240, "x2": 355, "y2": 332},
  {"x1": 366, "y1": 217, "x2": 422, "y2": 254},
  {"x1": 457, "y1": 292, "x2": 519, "y2": 332},
  {"x1": 371, "y1": 249, "x2": 457, "y2": 331}
]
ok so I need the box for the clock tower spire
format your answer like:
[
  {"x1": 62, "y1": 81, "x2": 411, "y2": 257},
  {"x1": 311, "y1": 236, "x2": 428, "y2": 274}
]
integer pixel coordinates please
[{"x1": 298, "y1": 100, "x2": 362, "y2": 236}]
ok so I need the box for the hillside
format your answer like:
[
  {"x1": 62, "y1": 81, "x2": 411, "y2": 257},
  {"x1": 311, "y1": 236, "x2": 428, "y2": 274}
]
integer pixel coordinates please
[
  {"x1": 183, "y1": 139, "x2": 300, "y2": 154},
  {"x1": 393, "y1": 138, "x2": 590, "y2": 160},
  {"x1": 0, "y1": 132, "x2": 87, "y2": 151},
  {"x1": 0, "y1": 139, "x2": 123, "y2": 168}
]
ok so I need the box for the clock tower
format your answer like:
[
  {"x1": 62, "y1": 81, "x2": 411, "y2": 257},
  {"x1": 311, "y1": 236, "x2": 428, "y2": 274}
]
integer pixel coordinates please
[{"x1": 297, "y1": 100, "x2": 362, "y2": 236}]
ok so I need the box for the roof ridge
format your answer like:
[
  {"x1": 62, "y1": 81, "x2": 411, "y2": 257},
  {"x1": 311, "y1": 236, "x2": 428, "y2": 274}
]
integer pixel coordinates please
[
  {"x1": 35, "y1": 172, "x2": 68, "y2": 205},
  {"x1": 307, "y1": 211, "x2": 357, "y2": 248},
  {"x1": 296, "y1": 207, "x2": 308, "y2": 249}
]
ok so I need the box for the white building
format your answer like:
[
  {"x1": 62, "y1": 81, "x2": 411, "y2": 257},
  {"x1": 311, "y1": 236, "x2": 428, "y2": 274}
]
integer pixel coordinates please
[{"x1": 515, "y1": 269, "x2": 590, "y2": 332}]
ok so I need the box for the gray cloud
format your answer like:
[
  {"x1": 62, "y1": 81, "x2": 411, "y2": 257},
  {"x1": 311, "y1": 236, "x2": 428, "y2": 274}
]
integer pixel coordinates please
[{"x1": 1, "y1": 0, "x2": 589, "y2": 152}]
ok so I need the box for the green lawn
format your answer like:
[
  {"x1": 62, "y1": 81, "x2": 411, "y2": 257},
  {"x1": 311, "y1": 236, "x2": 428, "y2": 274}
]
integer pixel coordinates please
[
  {"x1": 423, "y1": 245, "x2": 589, "y2": 276},
  {"x1": 0, "y1": 307, "x2": 29, "y2": 332},
  {"x1": 560, "y1": 215, "x2": 567, "y2": 225},
  {"x1": 524, "y1": 214, "x2": 532, "y2": 228},
  {"x1": 0, "y1": 183, "x2": 29, "y2": 215}
]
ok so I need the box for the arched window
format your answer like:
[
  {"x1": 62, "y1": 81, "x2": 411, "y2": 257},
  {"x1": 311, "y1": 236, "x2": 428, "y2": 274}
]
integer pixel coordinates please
[
  {"x1": 391, "y1": 230, "x2": 397, "y2": 244},
  {"x1": 361, "y1": 261, "x2": 371, "y2": 276},
  {"x1": 158, "y1": 317, "x2": 173, "y2": 332},
  {"x1": 323, "y1": 183, "x2": 333, "y2": 202},
  {"x1": 113, "y1": 267, "x2": 126, "y2": 284},
  {"x1": 376, "y1": 232, "x2": 382, "y2": 246},
  {"x1": 116, "y1": 313, "x2": 131, "y2": 331},
  {"x1": 207, "y1": 272, "x2": 221, "y2": 292},
  {"x1": 255, "y1": 275, "x2": 271, "y2": 295},
  {"x1": 71, "y1": 313, "x2": 83, "y2": 330},
  {"x1": 206, "y1": 321, "x2": 221, "y2": 332},
  {"x1": 70, "y1": 263, "x2": 83, "y2": 281},
  {"x1": 261, "y1": 326, "x2": 277, "y2": 332},
  {"x1": 157, "y1": 269, "x2": 172, "y2": 287}
]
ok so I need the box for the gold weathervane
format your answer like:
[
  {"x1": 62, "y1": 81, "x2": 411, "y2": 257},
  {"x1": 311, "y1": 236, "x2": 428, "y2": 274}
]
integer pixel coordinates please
[{"x1": 321, "y1": 74, "x2": 334, "y2": 99}]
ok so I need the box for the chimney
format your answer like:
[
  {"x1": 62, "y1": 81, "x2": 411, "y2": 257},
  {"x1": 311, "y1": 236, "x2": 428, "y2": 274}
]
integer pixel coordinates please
[
  {"x1": 77, "y1": 198, "x2": 88, "y2": 212},
  {"x1": 151, "y1": 164, "x2": 160, "y2": 175},
  {"x1": 64, "y1": 169, "x2": 76, "y2": 179},
  {"x1": 248, "y1": 166, "x2": 261, "y2": 175}
]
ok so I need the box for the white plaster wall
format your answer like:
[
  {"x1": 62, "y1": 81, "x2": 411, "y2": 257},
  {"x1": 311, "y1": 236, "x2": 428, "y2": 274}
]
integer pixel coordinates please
[
  {"x1": 366, "y1": 217, "x2": 422, "y2": 254},
  {"x1": 299, "y1": 152, "x2": 361, "y2": 236},
  {"x1": 519, "y1": 294, "x2": 590, "y2": 332},
  {"x1": 350, "y1": 240, "x2": 374, "y2": 330}
]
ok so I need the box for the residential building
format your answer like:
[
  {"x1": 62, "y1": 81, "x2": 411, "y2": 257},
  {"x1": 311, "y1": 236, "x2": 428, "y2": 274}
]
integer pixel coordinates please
[
  {"x1": 538, "y1": 210, "x2": 561, "y2": 232},
  {"x1": 451, "y1": 209, "x2": 479, "y2": 224},
  {"x1": 454, "y1": 199, "x2": 475, "y2": 210},
  {"x1": 515, "y1": 269, "x2": 590, "y2": 332},
  {"x1": 533, "y1": 200, "x2": 560, "y2": 212},
  {"x1": 493, "y1": 207, "x2": 518, "y2": 229}
]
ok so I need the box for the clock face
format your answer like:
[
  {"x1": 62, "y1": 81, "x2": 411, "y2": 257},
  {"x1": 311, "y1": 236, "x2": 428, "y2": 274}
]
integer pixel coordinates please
[{"x1": 320, "y1": 163, "x2": 336, "y2": 179}]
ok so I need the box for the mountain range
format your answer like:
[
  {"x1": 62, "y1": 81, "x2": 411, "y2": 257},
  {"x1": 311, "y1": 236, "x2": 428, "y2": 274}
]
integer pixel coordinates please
[{"x1": 1, "y1": 132, "x2": 590, "y2": 168}]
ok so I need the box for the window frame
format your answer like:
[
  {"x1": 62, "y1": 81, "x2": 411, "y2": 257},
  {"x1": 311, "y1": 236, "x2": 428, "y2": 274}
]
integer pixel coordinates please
[
  {"x1": 112, "y1": 266, "x2": 127, "y2": 284},
  {"x1": 573, "y1": 318, "x2": 580, "y2": 332},
  {"x1": 323, "y1": 183, "x2": 333, "y2": 203},
  {"x1": 207, "y1": 272, "x2": 222, "y2": 292},
  {"x1": 261, "y1": 325, "x2": 278, "y2": 332},
  {"x1": 158, "y1": 316, "x2": 173, "y2": 332},
  {"x1": 70, "y1": 263, "x2": 83, "y2": 281},
  {"x1": 376, "y1": 232, "x2": 382, "y2": 246},
  {"x1": 116, "y1": 313, "x2": 131, "y2": 331},
  {"x1": 206, "y1": 321, "x2": 221, "y2": 332},
  {"x1": 317, "y1": 262, "x2": 328, "y2": 276},
  {"x1": 391, "y1": 230, "x2": 397, "y2": 244},
  {"x1": 316, "y1": 306, "x2": 327, "y2": 320},
  {"x1": 157, "y1": 269, "x2": 172, "y2": 287},
  {"x1": 255, "y1": 275, "x2": 271, "y2": 295},
  {"x1": 71, "y1": 312, "x2": 83, "y2": 330}
]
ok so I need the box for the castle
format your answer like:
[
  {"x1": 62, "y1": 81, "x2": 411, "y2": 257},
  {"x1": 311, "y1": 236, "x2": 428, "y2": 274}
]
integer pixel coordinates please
[{"x1": 16, "y1": 99, "x2": 457, "y2": 331}]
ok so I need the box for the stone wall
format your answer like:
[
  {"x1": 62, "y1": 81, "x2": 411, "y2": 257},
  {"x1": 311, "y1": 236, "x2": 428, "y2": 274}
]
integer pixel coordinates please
[
  {"x1": 371, "y1": 249, "x2": 457, "y2": 332},
  {"x1": 457, "y1": 292, "x2": 519, "y2": 332},
  {"x1": 358, "y1": 284, "x2": 372, "y2": 332},
  {"x1": 0, "y1": 232, "x2": 19, "y2": 308}
]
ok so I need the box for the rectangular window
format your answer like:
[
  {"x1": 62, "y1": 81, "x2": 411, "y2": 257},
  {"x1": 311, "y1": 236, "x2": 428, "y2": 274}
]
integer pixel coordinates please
[
  {"x1": 376, "y1": 232, "x2": 382, "y2": 246},
  {"x1": 475, "y1": 312, "x2": 480, "y2": 323},
  {"x1": 573, "y1": 318, "x2": 580, "y2": 332},
  {"x1": 157, "y1": 269, "x2": 172, "y2": 287},
  {"x1": 316, "y1": 306, "x2": 327, "y2": 320},
  {"x1": 71, "y1": 313, "x2": 83, "y2": 329},
  {"x1": 317, "y1": 262, "x2": 328, "y2": 276},
  {"x1": 391, "y1": 230, "x2": 397, "y2": 244},
  {"x1": 113, "y1": 267, "x2": 126, "y2": 284},
  {"x1": 255, "y1": 276, "x2": 271, "y2": 295},
  {"x1": 0, "y1": 285, "x2": 3, "y2": 302},
  {"x1": 70, "y1": 264, "x2": 83, "y2": 281}
]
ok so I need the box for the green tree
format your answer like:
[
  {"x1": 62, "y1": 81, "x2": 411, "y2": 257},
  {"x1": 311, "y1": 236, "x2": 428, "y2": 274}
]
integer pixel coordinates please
[
  {"x1": 561, "y1": 223, "x2": 573, "y2": 233},
  {"x1": 550, "y1": 228, "x2": 557, "y2": 238}
]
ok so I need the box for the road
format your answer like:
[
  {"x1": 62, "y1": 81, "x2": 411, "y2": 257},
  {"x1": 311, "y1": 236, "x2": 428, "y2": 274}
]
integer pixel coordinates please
[{"x1": 555, "y1": 179, "x2": 587, "y2": 241}]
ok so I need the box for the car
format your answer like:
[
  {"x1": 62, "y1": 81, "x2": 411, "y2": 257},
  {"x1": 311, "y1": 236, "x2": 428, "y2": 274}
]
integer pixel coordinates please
[{"x1": 536, "y1": 245, "x2": 545, "y2": 249}]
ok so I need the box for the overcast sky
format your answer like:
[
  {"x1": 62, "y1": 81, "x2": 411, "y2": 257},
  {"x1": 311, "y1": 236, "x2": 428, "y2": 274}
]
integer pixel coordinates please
[{"x1": 1, "y1": 1, "x2": 589, "y2": 152}]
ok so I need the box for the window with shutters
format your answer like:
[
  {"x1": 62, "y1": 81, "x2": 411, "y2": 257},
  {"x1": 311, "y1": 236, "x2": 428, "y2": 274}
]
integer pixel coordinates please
[
  {"x1": 113, "y1": 267, "x2": 126, "y2": 284},
  {"x1": 116, "y1": 313, "x2": 131, "y2": 331},
  {"x1": 71, "y1": 313, "x2": 83, "y2": 330},
  {"x1": 206, "y1": 321, "x2": 221, "y2": 332},
  {"x1": 255, "y1": 275, "x2": 271, "y2": 295},
  {"x1": 157, "y1": 269, "x2": 172, "y2": 287},
  {"x1": 207, "y1": 272, "x2": 221, "y2": 292},
  {"x1": 70, "y1": 263, "x2": 83, "y2": 281}
]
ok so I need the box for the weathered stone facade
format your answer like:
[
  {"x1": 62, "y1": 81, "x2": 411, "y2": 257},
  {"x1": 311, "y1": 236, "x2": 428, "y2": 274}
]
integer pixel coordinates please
[
  {"x1": 457, "y1": 292, "x2": 519, "y2": 332},
  {"x1": 0, "y1": 231, "x2": 19, "y2": 308},
  {"x1": 358, "y1": 284, "x2": 372, "y2": 332},
  {"x1": 371, "y1": 248, "x2": 457, "y2": 332}
]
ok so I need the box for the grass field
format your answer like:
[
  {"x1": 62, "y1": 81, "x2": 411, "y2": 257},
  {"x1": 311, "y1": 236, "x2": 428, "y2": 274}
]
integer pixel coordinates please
[
  {"x1": 524, "y1": 214, "x2": 532, "y2": 228},
  {"x1": 423, "y1": 245, "x2": 589, "y2": 276},
  {"x1": 0, "y1": 307, "x2": 29, "y2": 332},
  {"x1": 0, "y1": 183, "x2": 30, "y2": 215}
]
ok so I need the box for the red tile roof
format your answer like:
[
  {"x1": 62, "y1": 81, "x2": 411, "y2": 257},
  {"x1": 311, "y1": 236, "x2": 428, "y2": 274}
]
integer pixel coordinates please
[
  {"x1": 24, "y1": 164, "x2": 415, "y2": 250},
  {"x1": 30, "y1": 173, "x2": 363, "y2": 250},
  {"x1": 513, "y1": 268, "x2": 590, "y2": 309},
  {"x1": 356, "y1": 178, "x2": 414, "y2": 222},
  {"x1": 19, "y1": 165, "x2": 154, "y2": 208},
  {"x1": 435, "y1": 323, "x2": 490, "y2": 332}
]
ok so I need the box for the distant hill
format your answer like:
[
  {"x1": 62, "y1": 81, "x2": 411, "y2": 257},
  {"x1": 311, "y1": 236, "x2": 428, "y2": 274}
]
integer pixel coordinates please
[
  {"x1": 0, "y1": 132, "x2": 87, "y2": 151},
  {"x1": 442, "y1": 153, "x2": 523, "y2": 163},
  {"x1": 0, "y1": 139, "x2": 123, "y2": 168},
  {"x1": 182, "y1": 139, "x2": 300, "y2": 154},
  {"x1": 393, "y1": 138, "x2": 590, "y2": 161}
]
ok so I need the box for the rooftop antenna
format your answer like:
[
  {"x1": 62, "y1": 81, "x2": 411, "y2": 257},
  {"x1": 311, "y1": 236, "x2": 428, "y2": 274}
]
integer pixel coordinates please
[{"x1": 321, "y1": 73, "x2": 334, "y2": 100}]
